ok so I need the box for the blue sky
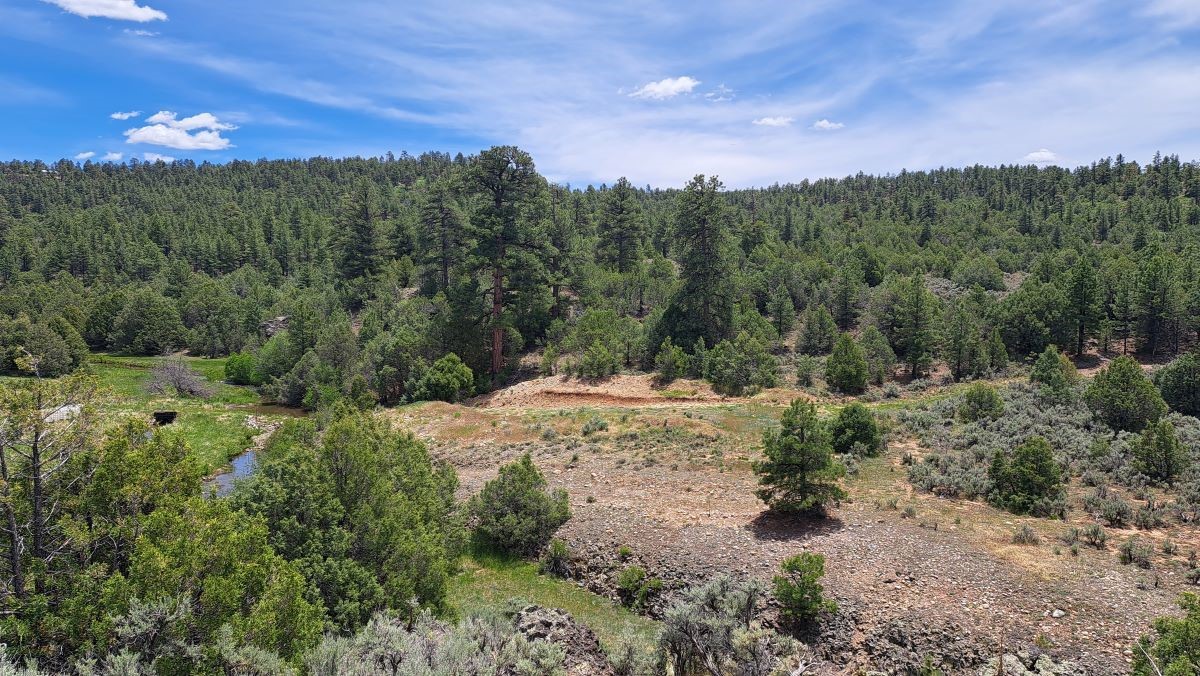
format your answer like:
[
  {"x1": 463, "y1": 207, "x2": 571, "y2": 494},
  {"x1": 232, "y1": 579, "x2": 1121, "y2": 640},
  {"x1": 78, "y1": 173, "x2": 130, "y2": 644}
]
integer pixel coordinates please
[{"x1": 2, "y1": 0, "x2": 1199, "y2": 187}]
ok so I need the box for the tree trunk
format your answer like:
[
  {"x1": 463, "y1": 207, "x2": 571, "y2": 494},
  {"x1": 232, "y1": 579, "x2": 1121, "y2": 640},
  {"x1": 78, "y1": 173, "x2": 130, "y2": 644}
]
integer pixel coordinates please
[
  {"x1": 491, "y1": 261, "x2": 504, "y2": 387},
  {"x1": 0, "y1": 449, "x2": 24, "y2": 600}
]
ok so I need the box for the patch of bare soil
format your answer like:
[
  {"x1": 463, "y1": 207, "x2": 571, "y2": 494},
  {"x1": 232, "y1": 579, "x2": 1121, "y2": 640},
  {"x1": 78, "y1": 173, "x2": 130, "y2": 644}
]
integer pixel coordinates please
[
  {"x1": 471, "y1": 374, "x2": 727, "y2": 409},
  {"x1": 400, "y1": 382, "x2": 1183, "y2": 675}
]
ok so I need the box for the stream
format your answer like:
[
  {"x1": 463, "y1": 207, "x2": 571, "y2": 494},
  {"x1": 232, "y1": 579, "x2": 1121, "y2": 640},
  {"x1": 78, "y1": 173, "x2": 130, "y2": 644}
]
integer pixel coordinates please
[{"x1": 205, "y1": 403, "x2": 308, "y2": 497}]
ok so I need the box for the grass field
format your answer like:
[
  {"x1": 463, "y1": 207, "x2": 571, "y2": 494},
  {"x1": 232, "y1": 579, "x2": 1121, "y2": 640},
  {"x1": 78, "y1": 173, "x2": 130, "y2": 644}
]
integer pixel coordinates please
[
  {"x1": 448, "y1": 553, "x2": 660, "y2": 658},
  {"x1": 2, "y1": 353, "x2": 297, "y2": 474}
]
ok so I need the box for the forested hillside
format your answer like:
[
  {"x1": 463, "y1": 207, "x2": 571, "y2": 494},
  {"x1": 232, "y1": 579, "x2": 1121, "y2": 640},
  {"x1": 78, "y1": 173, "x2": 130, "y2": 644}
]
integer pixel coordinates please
[
  {"x1": 3, "y1": 149, "x2": 1200, "y2": 674},
  {"x1": 1, "y1": 150, "x2": 1197, "y2": 401}
]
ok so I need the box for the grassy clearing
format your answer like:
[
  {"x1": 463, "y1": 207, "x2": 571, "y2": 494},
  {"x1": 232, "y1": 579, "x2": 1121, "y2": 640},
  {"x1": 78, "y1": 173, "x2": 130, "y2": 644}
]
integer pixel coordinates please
[
  {"x1": 449, "y1": 553, "x2": 659, "y2": 657},
  {"x1": 0, "y1": 353, "x2": 296, "y2": 474}
]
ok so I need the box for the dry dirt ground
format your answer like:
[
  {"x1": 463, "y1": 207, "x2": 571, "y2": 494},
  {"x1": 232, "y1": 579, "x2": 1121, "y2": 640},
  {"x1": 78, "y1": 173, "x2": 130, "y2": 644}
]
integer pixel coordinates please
[{"x1": 386, "y1": 374, "x2": 1186, "y2": 675}]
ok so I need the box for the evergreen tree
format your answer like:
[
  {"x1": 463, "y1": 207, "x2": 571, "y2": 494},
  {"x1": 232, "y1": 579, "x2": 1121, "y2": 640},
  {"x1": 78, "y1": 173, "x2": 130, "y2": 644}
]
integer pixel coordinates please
[
  {"x1": 1135, "y1": 253, "x2": 1179, "y2": 356},
  {"x1": 941, "y1": 299, "x2": 984, "y2": 380},
  {"x1": 418, "y1": 175, "x2": 465, "y2": 294},
  {"x1": 988, "y1": 436, "x2": 1064, "y2": 515},
  {"x1": 1156, "y1": 352, "x2": 1200, "y2": 416},
  {"x1": 797, "y1": 304, "x2": 837, "y2": 356},
  {"x1": 829, "y1": 402, "x2": 882, "y2": 456},
  {"x1": 860, "y1": 325, "x2": 896, "y2": 385},
  {"x1": 826, "y1": 333, "x2": 868, "y2": 394},
  {"x1": 656, "y1": 175, "x2": 735, "y2": 350},
  {"x1": 468, "y1": 146, "x2": 544, "y2": 386},
  {"x1": 1064, "y1": 258, "x2": 1101, "y2": 355},
  {"x1": 986, "y1": 327, "x2": 1009, "y2": 372},
  {"x1": 766, "y1": 285, "x2": 796, "y2": 339},
  {"x1": 895, "y1": 276, "x2": 936, "y2": 379},
  {"x1": 1134, "y1": 419, "x2": 1188, "y2": 484},
  {"x1": 598, "y1": 177, "x2": 645, "y2": 273},
  {"x1": 333, "y1": 179, "x2": 387, "y2": 282},
  {"x1": 1084, "y1": 355, "x2": 1167, "y2": 432},
  {"x1": 754, "y1": 399, "x2": 846, "y2": 514}
]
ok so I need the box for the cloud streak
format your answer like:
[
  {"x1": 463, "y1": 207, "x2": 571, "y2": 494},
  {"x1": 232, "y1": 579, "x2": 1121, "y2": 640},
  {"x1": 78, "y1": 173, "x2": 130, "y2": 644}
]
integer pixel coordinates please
[
  {"x1": 42, "y1": 0, "x2": 166, "y2": 22},
  {"x1": 629, "y1": 76, "x2": 701, "y2": 100}
]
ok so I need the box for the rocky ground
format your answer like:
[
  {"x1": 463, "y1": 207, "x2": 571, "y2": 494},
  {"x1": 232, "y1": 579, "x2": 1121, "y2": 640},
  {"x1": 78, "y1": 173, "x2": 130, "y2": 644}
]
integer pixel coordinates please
[{"x1": 389, "y1": 375, "x2": 1188, "y2": 675}]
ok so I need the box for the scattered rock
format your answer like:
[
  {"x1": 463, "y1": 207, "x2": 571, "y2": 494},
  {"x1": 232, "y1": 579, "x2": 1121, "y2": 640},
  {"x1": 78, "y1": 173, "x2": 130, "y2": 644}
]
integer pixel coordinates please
[{"x1": 513, "y1": 605, "x2": 614, "y2": 675}]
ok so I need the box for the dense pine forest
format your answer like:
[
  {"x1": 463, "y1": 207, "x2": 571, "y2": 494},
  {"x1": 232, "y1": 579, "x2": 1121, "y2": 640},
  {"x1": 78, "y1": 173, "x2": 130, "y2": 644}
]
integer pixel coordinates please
[
  {"x1": 2, "y1": 150, "x2": 1197, "y2": 390},
  {"x1": 3, "y1": 148, "x2": 1200, "y2": 674}
]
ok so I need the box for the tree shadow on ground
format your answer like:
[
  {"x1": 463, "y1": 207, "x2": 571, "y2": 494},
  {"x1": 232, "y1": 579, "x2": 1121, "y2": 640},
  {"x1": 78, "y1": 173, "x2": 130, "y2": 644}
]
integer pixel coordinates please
[{"x1": 746, "y1": 510, "x2": 845, "y2": 542}]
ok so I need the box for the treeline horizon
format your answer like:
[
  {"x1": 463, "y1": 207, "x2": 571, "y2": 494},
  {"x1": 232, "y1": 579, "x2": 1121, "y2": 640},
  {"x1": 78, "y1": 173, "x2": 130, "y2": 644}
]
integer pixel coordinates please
[{"x1": 1, "y1": 148, "x2": 1197, "y2": 405}]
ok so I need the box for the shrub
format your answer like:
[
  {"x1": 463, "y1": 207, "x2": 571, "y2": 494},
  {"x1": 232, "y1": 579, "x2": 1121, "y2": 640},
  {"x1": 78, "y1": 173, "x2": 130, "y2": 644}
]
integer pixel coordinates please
[
  {"x1": 654, "y1": 337, "x2": 689, "y2": 383},
  {"x1": 224, "y1": 351, "x2": 262, "y2": 386},
  {"x1": 581, "y1": 416, "x2": 607, "y2": 436},
  {"x1": 958, "y1": 383, "x2": 1004, "y2": 422},
  {"x1": 1083, "y1": 523, "x2": 1108, "y2": 549},
  {"x1": 148, "y1": 357, "x2": 214, "y2": 398},
  {"x1": 1012, "y1": 524, "x2": 1040, "y2": 545},
  {"x1": 829, "y1": 403, "x2": 883, "y2": 457},
  {"x1": 1119, "y1": 537, "x2": 1153, "y2": 568},
  {"x1": 468, "y1": 454, "x2": 570, "y2": 556},
  {"x1": 1084, "y1": 356, "x2": 1167, "y2": 433},
  {"x1": 754, "y1": 399, "x2": 846, "y2": 514},
  {"x1": 795, "y1": 354, "x2": 820, "y2": 387},
  {"x1": 825, "y1": 333, "x2": 868, "y2": 394},
  {"x1": 1030, "y1": 345, "x2": 1076, "y2": 398},
  {"x1": 411, "y1": 353, "x2": 474, "y2": 402},
  {"x1": 1134, "y1": 420, "x2": 1188, "y2": 484},
  {"x1": 704, "y1": 332, "x2": 777, "y2": 396},
  {"x1": 988, "y1": 436, "x2": 1064, "y2": 516},
  {"x1": 773, "y1": 553, "x2": 836, "y2": 624},
  {"x1": 617, "y1": 565, "x2": 662, "y2": 610},
  {"x1": 1156, "y1": 352, "x2": 1200, "y2": 417},
  {"x1": 659, "y1": 576, "x2": 800, "y2": 675},
  {"x1": 578, "y1": 342, "x2": 620, "y2": 378},
  {"x1": 1132, "y1": 593, "x2": 1200, "y2": 676},
  {"x1": 540, "y1": 538, "x2": 571, "y2": 578},
  {"x1": 1082, "y1": 487, "x2": 1133, "y2": 527}
]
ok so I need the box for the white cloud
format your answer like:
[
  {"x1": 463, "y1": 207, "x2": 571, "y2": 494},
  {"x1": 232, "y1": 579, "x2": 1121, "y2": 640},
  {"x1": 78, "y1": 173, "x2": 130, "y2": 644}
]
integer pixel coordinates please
[
  {"x1": 124, "y1": 111, "x2": 236, "y2": 150},
  {"x1": 705, "y1": 84, "x2": 735, "y2": 102},
  {"x1": 101, "y1": 151, "x2": 123, "y2": 161},
  {"x1": 145, "y1": 110, "x2": 236, "y2": 131},
  {"x1": 629, "y1": 76, "x2": 700, "y2": 100},
  {"x1": 1022, "y1": 148, "x2": 1060, "y2": 165},
  {"x1": 143, "y1": 152, "x2": 175, "y2": 162},
  {"x1": 110, "y1": 110, "x2": 141, "y2": 120},
  {"x1": 74, "y1": 151, "x2": 95, "y2": 160},
  {"x1": 42, "y1": 0, "x2": 166, "y2": 22},
  {"x1": 752, "y1": 116, "x2": 794, "y2": 128},
  {"x1": 811, "y1": 119, "x2": 845, "y2": 131},
  {"x1": 123, "y1": 28, "x2": 157, "y2": 36}
]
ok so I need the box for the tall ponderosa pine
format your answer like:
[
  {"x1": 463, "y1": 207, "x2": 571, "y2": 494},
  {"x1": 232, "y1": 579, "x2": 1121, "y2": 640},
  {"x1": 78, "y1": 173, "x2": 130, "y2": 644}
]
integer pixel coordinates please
[
  {"x1": 418, "y1": 174, "x2": 465, "y2": 294},
  {"x1": 598, "y1": 177, "x2": 645, "y2": 274},
  {"x1": 658, "y1": 175, "x2": 735, "y2": 350},
  {"x1": 895, "y1": 276, "x2": 936, "y2": 379},
  {"x1": 468, "y1": 146, "x2": 544, "y2": 386},
  {"x1": 1135, "y1": 252, "x2": 1179, "y2": 356},
  {"x1": 1064, "y1": 258, "x2": 1101, "y2": 355},
  {"x1": 334, "y1": 179, "x2": 387, "y2": 281}
]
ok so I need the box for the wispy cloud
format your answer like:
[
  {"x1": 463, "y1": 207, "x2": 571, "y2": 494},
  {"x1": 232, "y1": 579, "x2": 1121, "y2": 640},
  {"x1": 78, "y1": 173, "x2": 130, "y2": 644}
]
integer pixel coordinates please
[
  {"x1": 42, "y1": 0, "x2": 166, "y2": 22},
  {"x1": 74, "y1": 151, "x2": 95, "y2": 160},
  {"x1": 124, "y1": 111, "x2": 236, "y2": 150},
  {"x1": 753, "y1": 116, "x2": 794, "y2": 127},
  {"x1": 110, "y1": 110, "x2": 141, "y2": 120},
  {"x1": 629, "y1": 76, "x2": 701, "y2": 100},
  {"x1": 143, "y1": 152, "x2": 175, "y2": 162},
  {"x1": 811, "y1": 119, "x2": 844, "y2": 131},
  {"x1": 101, "y1": 151, "x2": 123, "y2": 161}
]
